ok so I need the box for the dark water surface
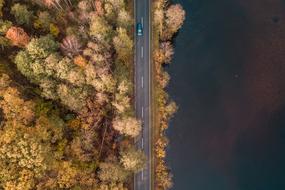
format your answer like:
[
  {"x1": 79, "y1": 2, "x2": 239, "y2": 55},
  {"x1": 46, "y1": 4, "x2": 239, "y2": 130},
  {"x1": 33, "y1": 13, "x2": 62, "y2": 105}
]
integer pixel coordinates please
[{"x1": 166, "y1": 0, "x2": 285, "y2": 189}]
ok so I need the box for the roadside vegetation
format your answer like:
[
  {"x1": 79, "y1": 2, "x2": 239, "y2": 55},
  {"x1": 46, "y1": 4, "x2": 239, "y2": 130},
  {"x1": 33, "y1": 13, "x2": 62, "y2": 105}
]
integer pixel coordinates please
[
  {"x1": 0, "y1": 0, "x2": 145, "y2": 189},
  {"x1": 152, "y1": 0, "x2": 185, "y2": 189}
]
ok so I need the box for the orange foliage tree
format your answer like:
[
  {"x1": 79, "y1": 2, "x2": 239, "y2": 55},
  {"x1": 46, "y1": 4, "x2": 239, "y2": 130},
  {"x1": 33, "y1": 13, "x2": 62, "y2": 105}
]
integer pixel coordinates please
[{"x1": 5, "y1": 26, "x2": 30, "y2": 47}]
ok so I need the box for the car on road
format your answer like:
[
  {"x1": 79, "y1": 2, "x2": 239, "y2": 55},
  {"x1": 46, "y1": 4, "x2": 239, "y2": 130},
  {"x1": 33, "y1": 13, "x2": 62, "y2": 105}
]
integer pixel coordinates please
[{"x1": 136, "y1": 23, "x2": 143, "y2": 36}]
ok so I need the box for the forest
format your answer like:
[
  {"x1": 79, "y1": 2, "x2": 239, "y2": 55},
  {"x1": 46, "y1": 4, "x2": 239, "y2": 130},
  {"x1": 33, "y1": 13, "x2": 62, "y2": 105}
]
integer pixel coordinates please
[
  {"x1": 0, "y1": 0, "x2": 185, "y2": 189},
  {"x1": 0, "y1": 0, "x2": 144, "y2": 189}
]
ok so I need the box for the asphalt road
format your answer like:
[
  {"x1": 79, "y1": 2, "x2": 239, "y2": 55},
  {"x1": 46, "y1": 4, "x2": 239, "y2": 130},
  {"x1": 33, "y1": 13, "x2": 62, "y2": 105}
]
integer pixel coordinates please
[{"x1": 134, "y1": 0, "x2": 152, "y2": 189}]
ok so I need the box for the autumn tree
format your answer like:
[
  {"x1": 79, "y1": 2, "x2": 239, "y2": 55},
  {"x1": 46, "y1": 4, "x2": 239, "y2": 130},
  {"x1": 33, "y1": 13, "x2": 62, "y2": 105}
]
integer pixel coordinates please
[
  {"x1": 26, "y1": 34, "x2": 58, "y2": 59},
  {"x1": 69, "y1": 126, "x2": 99, "y2": 162},
  {"x1": 83, "y1": 41, "x2": 111, "y2": 65},
  {"x1": 112, "y1": 117, "x2": 141, "y2": 138},
  {"x1": 113, "y1": 28, "x2": 133, "y2": 64},
  {"x1": 160, "y1": 42, "x2": 174, "y2": 64},
  {"x1": 162, "y1": 4, "x2": 185, "y2": 40},
  {"x1": 73, "y1": 55, "x2": 87, "y2": 68},
  {"x1": 104, "y1": 0, "x2": 125, "y2": 12},
  {"x1": 89, "y1": 15, "x2": 112, "y2": 42},
  {"x1": 164, "y1": 101, "x2": 177, "y2": 119},
  {"x1": 5, "y1": 27, "x2": 30, "y2": 47},
  {"x1": 98, "y1": 162, "x2": 129, "y2": 183},
  {"x1": 117, "y1": 9, "x2": 132, "y2": 29},
  {"x1": 155, "y1": 136, "x2": 168, "y2": 160},
  {"x1": 10, "y1": 3, "x2": 34, "y2": 25},
  {"x1": 120, "y1": 147, "x2": 146, "y2": 172},
  {"x1": 82, "y1": 41, "x2": 116, "y2": 94},
  {"x1": 77, "y1": 0, "x2": 92, "y2": 12},
  {"x1": 40, "y1": 0, "x2": 58, "y2": 8},
  {"x1": 76, "y1": 3, "x2": 92, "y2": 25},
  {"x1": 104, "y1": 0, "x2": 125, "y2": 23},
  {"x1": 156, "y1": 70, "x2": 170, "y2": 89},
  {"x1": 112, "y1": 80, "x2": 131, "y2": 115},
  {"x1": 56, "y1": 84, "x2": 90, "y2": 112},
  {"x1": 55, "y1": 162, "x2": 78, "y2": 189},
  {"x1": 155, "y1": 160, "x2": 173, "y2": 190},
  {"x1": 33, "y1": 11, "x2": 52, "y2": 31}
]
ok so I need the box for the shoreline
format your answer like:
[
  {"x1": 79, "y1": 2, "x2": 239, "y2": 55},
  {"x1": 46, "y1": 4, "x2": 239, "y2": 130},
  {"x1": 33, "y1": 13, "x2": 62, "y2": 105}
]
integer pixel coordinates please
[{"x1": 152, "y1": 0, "x2": 185, "y2": 189}]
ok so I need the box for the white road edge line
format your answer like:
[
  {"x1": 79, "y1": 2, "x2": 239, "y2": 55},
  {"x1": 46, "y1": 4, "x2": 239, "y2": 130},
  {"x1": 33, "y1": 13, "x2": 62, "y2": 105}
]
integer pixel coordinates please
[
  {"x1": 148, "y1": 0, "x2": 152, "y2": 189},
  {"x1": 141, "y1": 46, "x2": 144, "y2": 58},
  {"x1": 133, "y1": 0, "x2": 136, "y2": 188}
]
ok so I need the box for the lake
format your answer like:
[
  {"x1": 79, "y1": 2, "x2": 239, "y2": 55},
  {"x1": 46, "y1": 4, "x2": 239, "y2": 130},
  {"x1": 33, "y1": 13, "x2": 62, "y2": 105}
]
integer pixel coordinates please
[{"x1": 166, "y1": 0, "x2": 285, "y2": 189}]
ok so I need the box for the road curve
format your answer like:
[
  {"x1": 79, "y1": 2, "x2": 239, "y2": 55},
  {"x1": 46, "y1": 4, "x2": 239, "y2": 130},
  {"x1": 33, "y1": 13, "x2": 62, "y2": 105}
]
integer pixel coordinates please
[{"x1": 134, "y1": 0, "x2": 152, "y2": 189}]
